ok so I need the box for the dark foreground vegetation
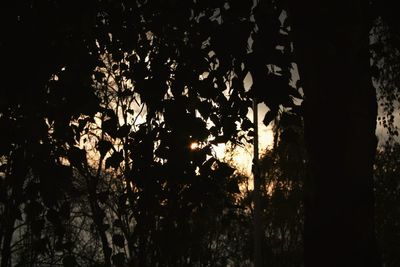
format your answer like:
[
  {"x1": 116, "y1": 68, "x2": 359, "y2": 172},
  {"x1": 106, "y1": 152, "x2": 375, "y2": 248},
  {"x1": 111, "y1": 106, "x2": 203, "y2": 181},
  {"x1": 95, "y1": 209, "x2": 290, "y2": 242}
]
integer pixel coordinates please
[{"x1": 1, "y1": 0, "x2": 400, "y2": 266}]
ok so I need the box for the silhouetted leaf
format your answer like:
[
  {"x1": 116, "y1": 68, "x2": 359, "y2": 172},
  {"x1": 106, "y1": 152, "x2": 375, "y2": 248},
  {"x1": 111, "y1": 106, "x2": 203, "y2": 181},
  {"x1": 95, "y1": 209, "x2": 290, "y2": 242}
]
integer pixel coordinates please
[
  {"x1": 263, "y1": 110, "x2": 277, "y2": 126},
  {"x1": 117, "y1": 124, "x2": 131, "y2": 138},
  {"x1": 98, "y1": 140, "x2": 113, "y2": 157},
  {"x1": 241, "y1": 117, "x2": 253, "y2": 131},
  {"x1": 68, "y1": 147, "x2": 86, "y2": 168},
  {"x1": 106, "y1": 151, "x2": 124, "y2": 169},
  {"x1": 102, "y1": 115, "x2": 118, "y2": 138}
]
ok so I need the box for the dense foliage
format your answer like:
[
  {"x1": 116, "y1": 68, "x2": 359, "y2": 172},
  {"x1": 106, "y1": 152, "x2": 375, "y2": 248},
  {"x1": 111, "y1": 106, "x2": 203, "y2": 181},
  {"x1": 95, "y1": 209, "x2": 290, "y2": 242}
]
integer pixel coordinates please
[{"x1": 1, "y1": 0, "x2": 400, "y2": 266}]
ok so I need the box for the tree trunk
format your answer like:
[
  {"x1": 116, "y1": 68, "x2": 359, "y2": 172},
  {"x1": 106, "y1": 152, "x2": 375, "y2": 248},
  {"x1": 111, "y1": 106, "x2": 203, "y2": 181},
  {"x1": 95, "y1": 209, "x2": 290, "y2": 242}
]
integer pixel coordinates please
[
  {"x1": 1, "y1": 213, "x2": 15, "y2": 267},
  {"x1": 289, "y1": 1, "x2": 381, "y2": 266}
]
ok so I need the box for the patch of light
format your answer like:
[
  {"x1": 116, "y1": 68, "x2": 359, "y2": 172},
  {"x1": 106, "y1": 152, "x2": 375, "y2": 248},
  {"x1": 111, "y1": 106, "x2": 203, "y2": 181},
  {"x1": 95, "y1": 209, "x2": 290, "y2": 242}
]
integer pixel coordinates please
[
  {"x1": 199, "y1": 71, "x2": 209, "y2": 80},
  {"x1": 190, "y1": 142, "x2": 199, "y2": 150},
  {"x1": 211, "y1": 102, "x2": 274, "y2": 178},
  {"x1": 212, "y1": 143, "x2": 226, "y2": 159},
  {"x1": 244, "y1": 71, "x2": 252, "y2": 92}
]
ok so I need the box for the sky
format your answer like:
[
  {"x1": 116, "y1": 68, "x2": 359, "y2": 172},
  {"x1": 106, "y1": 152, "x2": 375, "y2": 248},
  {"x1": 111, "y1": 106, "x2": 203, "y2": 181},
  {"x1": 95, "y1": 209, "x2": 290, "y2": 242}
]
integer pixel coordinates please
[{"x1": 376, "y1": 104, "x2": 400, "y2": 146}]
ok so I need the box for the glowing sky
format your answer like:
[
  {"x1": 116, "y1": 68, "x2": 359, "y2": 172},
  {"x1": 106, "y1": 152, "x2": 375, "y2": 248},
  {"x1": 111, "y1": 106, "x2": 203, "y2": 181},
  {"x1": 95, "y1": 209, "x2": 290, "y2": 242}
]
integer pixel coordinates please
[{"x1": 212, "y1": 103, "x2": 274, "y2": 177}]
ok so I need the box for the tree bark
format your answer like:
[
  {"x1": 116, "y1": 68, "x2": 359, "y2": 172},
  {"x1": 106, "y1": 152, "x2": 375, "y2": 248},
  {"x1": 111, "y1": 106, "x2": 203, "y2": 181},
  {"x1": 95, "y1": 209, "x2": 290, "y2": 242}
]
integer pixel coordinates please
[{"x1": 289, "y1": 1, "x2": 381, "y2": 266}]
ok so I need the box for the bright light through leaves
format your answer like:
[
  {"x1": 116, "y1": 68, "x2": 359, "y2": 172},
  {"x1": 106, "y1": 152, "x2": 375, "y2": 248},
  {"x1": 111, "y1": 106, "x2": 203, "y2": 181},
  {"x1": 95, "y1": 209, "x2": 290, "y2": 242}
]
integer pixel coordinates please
[{"x1": 190, "y1": 142, "x2": 199, "y2": 150}]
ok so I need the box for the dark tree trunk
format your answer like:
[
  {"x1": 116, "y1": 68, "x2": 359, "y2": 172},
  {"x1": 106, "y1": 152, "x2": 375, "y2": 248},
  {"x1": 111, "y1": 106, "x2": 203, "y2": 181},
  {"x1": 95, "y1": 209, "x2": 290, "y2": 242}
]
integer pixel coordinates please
[
  {"x1": 1, "y1": 213, "x2": 15, "y2": 267},
  {"x1": 289, "y1": 1, "x2": 381, "y2": 266}
]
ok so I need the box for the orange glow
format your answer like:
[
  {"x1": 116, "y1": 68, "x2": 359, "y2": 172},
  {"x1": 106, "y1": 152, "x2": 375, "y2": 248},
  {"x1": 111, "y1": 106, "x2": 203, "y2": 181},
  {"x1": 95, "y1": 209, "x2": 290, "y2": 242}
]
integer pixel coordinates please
[{"x1": 190, "y1": 142, "x2": 199, "y2": 150}]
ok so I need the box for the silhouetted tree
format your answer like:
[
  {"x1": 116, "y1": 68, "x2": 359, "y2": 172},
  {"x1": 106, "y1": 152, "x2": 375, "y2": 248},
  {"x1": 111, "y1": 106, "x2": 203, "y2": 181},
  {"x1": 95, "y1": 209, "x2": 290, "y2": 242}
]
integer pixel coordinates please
[
  {"x1": 1, "y1": 1, "x2": 99, "y2": 266},
  {"x1": 2, "y1": 0, "x2": 400, "y2": 266},
  {"x1": 259, "y1": 109, "x2": 306, "y2": 266},
  {"x1": 288, "y1": 1, "x2": 381, "y2": 266}
]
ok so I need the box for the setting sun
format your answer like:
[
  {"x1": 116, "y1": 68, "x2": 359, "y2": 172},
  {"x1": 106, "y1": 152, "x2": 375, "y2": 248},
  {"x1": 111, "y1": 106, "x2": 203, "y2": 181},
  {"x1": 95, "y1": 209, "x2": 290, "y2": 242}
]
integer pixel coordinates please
[{"x1": 190, "y1": 142, "x2": 199, "y2": 150}]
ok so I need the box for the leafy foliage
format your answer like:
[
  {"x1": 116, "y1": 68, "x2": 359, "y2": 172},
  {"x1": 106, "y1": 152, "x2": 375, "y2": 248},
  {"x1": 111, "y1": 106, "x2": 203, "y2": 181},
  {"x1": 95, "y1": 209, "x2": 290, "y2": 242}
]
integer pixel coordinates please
[
  {"x1": 374, "y1": 144, "x2": 400, "y2": 267},
  {"x1": 1, "y1": 0, "x2": 400, "y2": 266}
]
